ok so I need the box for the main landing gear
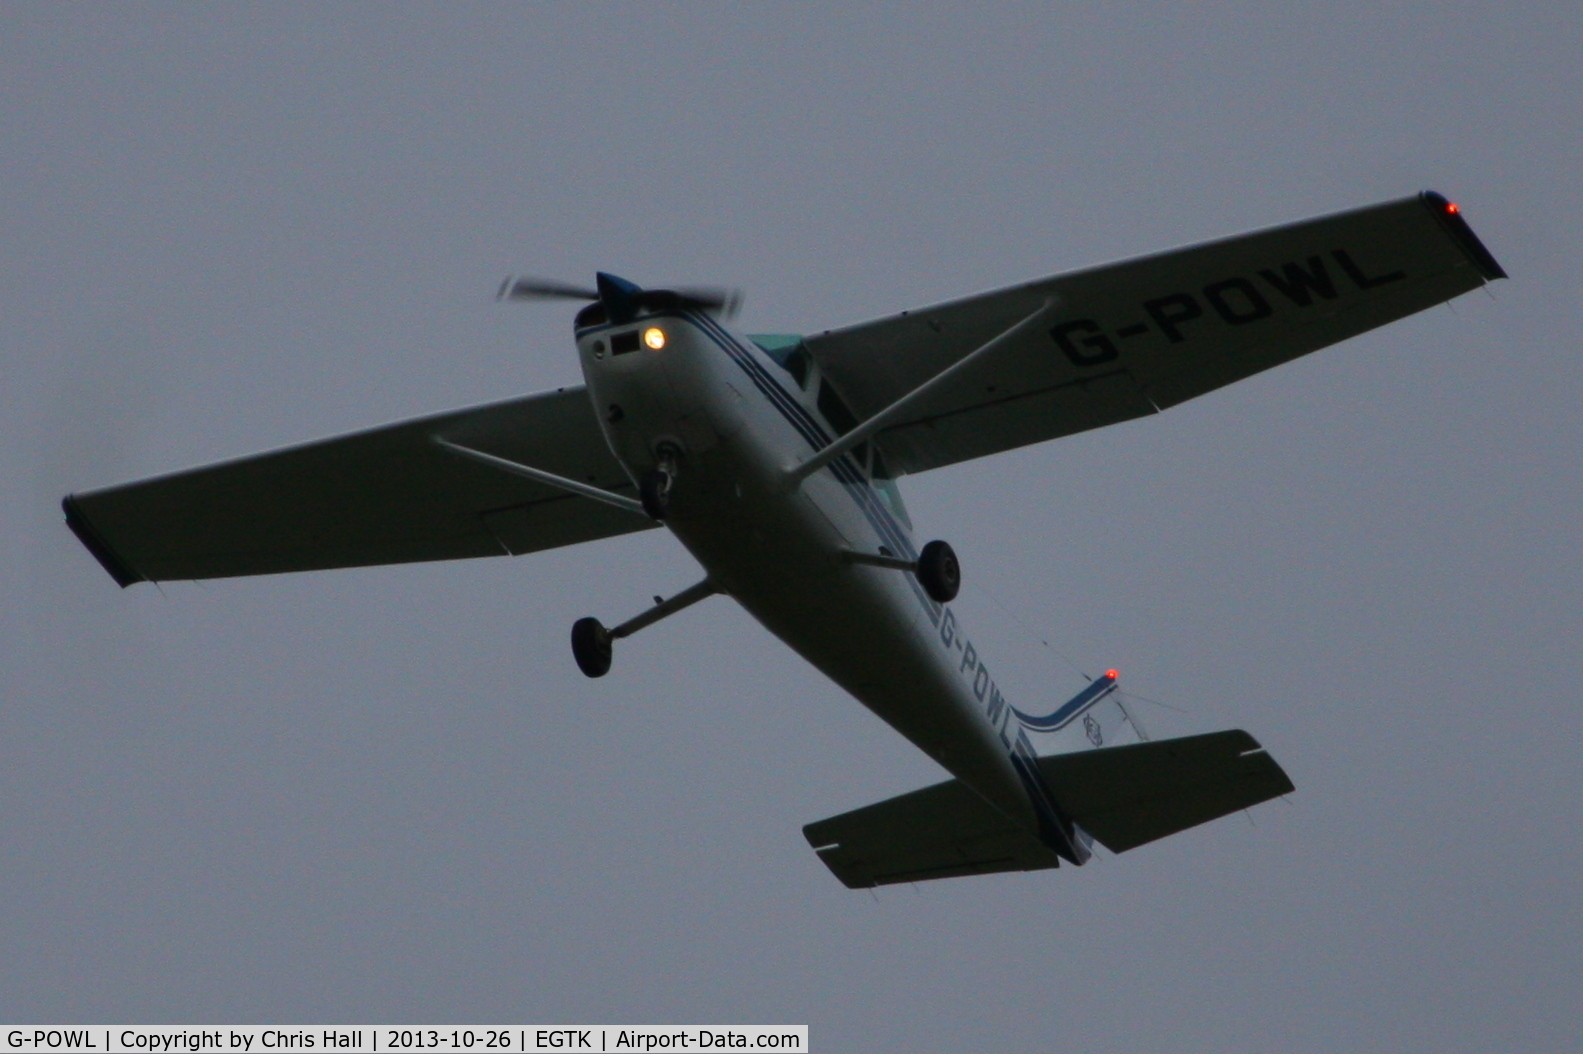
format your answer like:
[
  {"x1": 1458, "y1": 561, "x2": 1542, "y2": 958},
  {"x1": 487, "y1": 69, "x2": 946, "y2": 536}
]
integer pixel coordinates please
[
  {"x1": 570, "y1": 616, "x2": 614, "y2": 677},
  {"x1": 571, "y1": 578, "x2": 720, "y2": 678},
  {"x1": 916, "y1": 540, "x2": 961, "y2": 603},
  {"x1": 842, "y1": 539, "x2": 961, "y2": 604},
  {"x1": 572, "y1": 537, "x2": 960, "y2": 677}
]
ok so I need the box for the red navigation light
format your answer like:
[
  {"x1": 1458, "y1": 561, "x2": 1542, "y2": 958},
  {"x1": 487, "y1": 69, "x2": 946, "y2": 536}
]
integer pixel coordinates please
[
  {"x1": 1105, "y1": 668, "x2": 1118, "y2": 680},
  {"x1": 1447, "y1": 201, "x2": 1460, "y2": 215}
]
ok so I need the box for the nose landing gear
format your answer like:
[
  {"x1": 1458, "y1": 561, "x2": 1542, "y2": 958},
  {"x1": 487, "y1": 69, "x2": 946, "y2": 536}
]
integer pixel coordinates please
[
  {"x1": 638, "y1": 469, "x2": 672, "y2": 521},
  {"x1": 638, "y1": 442, "x2": 683, "y2": 521}
]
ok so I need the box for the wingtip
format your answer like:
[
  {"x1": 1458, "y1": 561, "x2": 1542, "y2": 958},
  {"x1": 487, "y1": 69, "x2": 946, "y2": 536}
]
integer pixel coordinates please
[
  {"x1": 1420, "y1": 190, "x2": 1508, "y2": 281},
  {"x1": 62, "y1": 495, "x2": 144, "y2": 588}
]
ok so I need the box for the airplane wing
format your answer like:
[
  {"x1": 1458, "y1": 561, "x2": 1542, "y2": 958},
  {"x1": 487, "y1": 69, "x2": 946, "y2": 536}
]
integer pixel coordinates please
[
  {"x1": 803, "y1": 730, "x2": 1292, "y2": 887},
  {"x1": 63, "y1": 386, "x2": 655, "y2": 585},
  {"x1": 803, "y1": 191, "x2": 1505, "y2": 476}
]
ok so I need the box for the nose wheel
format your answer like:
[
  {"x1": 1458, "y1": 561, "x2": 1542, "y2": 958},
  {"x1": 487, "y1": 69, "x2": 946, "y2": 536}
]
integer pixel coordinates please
[
  {"x1": 638, "y1": 443, "x2": 682, "y2": 521},
  {"x1": 638, "y1": 469, "x2": 672, "y2": 521}
]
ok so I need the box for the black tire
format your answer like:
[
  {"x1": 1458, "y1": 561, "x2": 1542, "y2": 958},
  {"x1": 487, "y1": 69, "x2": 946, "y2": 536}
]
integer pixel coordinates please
[
  {"x1": 638, "y1": 469, "x2": 671, "y2": 521},
  {"x1": 916, "y1": 539, "x2": 960, "y2": 603},
  {"x1": 571, "y1": 616, "x2": 613, "y2": 677}
]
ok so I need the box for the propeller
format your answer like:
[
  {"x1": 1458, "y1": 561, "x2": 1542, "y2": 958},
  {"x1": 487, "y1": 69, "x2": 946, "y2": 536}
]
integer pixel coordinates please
[
  {"x1": 669, "y1": 285, "x2": 744, "y2": 318},
  {"x1": 496, "y1": 277, "x2": 598, "y2": 302},
  {"x1": 497, "y1": 272, "x2": 742, "y2": 320}
]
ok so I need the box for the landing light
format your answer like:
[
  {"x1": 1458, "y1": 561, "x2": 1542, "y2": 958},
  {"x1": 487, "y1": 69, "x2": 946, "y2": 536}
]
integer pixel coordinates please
[{"x1": 643, "y1": 327, "x2": 667, "y2": 350}]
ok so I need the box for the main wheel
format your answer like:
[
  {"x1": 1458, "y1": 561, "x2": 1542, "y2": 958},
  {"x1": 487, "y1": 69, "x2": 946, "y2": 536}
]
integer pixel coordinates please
[
  {"x1": 571, "y1": 616, "x2": 613, "y2": 677},
  {"x1": 638, "y1": 469, "x2": 671, "y2": 521},
  {"x1": 916, "y1": 540, "x2": 961, "y2": 603}
]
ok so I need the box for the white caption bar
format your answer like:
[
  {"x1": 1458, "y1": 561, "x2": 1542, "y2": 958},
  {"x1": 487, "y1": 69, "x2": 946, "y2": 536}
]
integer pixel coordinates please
[{"x1": 4, "y1": 1031, "x2": 805, "y2": 1054}]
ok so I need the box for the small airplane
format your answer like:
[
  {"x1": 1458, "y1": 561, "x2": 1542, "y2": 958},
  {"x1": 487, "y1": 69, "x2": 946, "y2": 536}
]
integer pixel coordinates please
[{"x1": 63, "y1": 191, "x2": 1503, "y2": 887}]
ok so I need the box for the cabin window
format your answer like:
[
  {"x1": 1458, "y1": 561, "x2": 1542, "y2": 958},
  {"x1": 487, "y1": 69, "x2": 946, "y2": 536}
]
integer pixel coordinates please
[
  {"x1": 817, "y1": 378, "x2": 859, "y2": 436},
  {"x1": 782, "y1": 346, "x2": 811, "y2": 388},
  {"x1": 876, "y1": 477, "x2": 912, "y2": 528},
  {"x1": 868, "y1": 448, "x2": 912, "y2": 528},
  {"x1": 861, "y1": 445, "x2": 909, "y2": 526},
  {"x1": 749, "y1": 334, "x2": 813, "y2": 389}
]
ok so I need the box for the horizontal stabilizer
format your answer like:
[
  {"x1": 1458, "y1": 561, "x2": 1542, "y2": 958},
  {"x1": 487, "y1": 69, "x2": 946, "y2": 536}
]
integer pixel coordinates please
[
  {"x1": 803, "y1": 730, "x2": 1293, "y2": 888},
  {"x1": 1039, "y1": 728, "x2": 1293, "y2": 854},
  {"x1": 804, "y1": 775, "x2": 1063, "y2": 888}
]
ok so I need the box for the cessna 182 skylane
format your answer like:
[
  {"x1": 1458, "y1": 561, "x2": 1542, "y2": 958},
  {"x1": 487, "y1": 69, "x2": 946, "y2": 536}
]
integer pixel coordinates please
[{"x1": 64, "y1": 191, "x2": 1503, "y2": 887}]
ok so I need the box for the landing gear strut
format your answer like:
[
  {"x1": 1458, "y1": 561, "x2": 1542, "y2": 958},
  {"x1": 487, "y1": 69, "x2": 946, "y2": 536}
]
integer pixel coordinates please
[{"x1": 570, "y1": 578, "x2": 719, "y2": 678}]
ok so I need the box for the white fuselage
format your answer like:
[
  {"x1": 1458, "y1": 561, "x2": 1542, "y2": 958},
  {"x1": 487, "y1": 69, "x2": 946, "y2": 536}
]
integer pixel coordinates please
[{"x1": 576, "y1": 309, "x2": 1086, "y2": 856}]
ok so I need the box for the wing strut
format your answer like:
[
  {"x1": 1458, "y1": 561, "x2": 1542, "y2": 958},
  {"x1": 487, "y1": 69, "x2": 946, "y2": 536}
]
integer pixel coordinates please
[
  {"x1": 783, "y1": 297, "x2": 1062, "y2": 489},
  {"x1": 431, "y1": 436, "x2": 646, "y2": 516}
]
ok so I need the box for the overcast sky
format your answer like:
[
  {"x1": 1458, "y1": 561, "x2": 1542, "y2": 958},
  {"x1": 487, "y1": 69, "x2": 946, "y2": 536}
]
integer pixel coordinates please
[{"x1": 4, "y1": 4, "x2": 1580, "y2": 1050}]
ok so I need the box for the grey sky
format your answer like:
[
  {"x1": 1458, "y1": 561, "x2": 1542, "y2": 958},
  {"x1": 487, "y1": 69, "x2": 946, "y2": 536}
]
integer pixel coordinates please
[{"x1": 4, "y1": 4, "x2": 1580, "y2": 1050}]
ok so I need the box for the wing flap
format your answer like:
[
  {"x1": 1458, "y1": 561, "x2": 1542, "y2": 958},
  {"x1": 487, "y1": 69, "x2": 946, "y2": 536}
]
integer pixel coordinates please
[
  {"x1": 805, "y1": 192, "x2": 1503, "y2": 475},
  {"x1": 64, "y1": 386, "x2": 655, "y2": 584}
]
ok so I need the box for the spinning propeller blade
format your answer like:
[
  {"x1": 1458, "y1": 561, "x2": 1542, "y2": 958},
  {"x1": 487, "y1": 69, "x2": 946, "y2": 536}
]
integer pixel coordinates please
[
  {"x1": 496, "y1": 273, "x2": 743, "y2": 319},
  {"x1": 670, "y1": 286, "x2": 744, "y2": 317},
  {"x1": 497, "y1": 277, "x2": 599, "y2": 302}
]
